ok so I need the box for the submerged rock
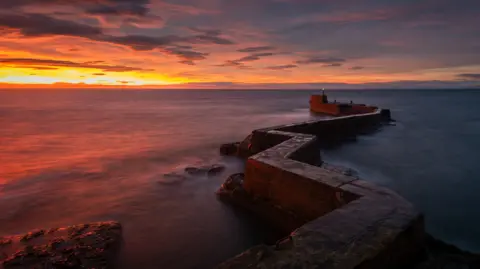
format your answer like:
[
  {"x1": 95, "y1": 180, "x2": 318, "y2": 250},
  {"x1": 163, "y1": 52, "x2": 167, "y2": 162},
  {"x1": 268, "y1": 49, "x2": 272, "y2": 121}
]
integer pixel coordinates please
[
  {"x1": 20, "y1": 229, "x2": 44, "y2": 242},
  {"x1": 0, "y1": 221, "x2": 122, "y2": 269},
  {"x1": 160, "y1": 172, "x2": 186, "y2": 185},
  {"x1": 161, "y1": 164, "x2": 226, "y2": 185},
  {"x1": 184, "y1": 164, "x2": 226, "y2": 177},
  {"x1": 219, "y1": 173, "x2": 244, "y2": 192},
  {"x1": 207, "y1": 165, "x2": 226, "y2": 176},
  {"x1": 220, "y1": 134, "x2": 254, "y2": 159},
  {"x1": 0, "y1": 238, "x2": 12, "y2": 246},
  {"x1": 220, "y1": 142, "x2": 240, "y2": 156}
]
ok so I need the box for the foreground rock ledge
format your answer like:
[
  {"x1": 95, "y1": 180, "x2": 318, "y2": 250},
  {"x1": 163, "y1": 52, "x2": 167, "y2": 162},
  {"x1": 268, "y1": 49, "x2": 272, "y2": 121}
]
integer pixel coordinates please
[{"x1": 0, "y1": 221, "x2": 122, "y2": 269}]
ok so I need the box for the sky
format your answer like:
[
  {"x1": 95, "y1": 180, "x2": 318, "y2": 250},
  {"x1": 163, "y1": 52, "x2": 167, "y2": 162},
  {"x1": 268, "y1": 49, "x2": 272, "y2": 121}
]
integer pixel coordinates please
[{"x1": 0, "y1": 0, "x2": 479, "y2": 89}]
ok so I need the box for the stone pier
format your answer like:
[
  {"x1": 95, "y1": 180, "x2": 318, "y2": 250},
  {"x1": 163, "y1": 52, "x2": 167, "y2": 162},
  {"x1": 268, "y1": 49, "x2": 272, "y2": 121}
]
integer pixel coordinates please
[{"x1": 217, "y1": 109, "x2": 426, "y2": 269}]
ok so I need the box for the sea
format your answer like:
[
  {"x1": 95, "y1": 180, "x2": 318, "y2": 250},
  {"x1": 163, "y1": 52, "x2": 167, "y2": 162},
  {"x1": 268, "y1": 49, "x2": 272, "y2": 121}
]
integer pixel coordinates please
[{"x1": 0, "y1": 89, "x2": 479, "y2": 268}]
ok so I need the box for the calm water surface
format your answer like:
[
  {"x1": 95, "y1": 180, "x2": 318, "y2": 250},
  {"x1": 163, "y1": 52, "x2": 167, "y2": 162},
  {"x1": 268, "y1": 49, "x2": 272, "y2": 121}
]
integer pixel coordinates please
[{"x1": 0, "y1": 89, "x2": 479, "y2": 268}]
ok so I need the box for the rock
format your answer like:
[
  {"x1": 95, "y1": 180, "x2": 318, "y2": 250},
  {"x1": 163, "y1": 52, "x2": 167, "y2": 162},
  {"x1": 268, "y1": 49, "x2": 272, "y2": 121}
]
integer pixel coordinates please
[
  {"x1": 220, "y1": 134, "x2": 254, "y2": 158},
  {"x1": 207, "y1": 165, "x2": 226, "y2": 176},
  {"x1": 46, "y1": 228, "x2": 59, "y2": 234},
  {"x1": 220, "y1": 173, "x2": 244, "y2": 191},
  {"x1": 0, "y1": 238, "x2": 12, "y2": 246},
  {"x1": 160, "y1": 172, "x2": 186, "y2": 185},
  {"x1": 275, "y1": 235, "x2": 294, "y2": 251},
  {"x1": 184, "y1": 166, "x2": 203, "y2": 175},
  {"x1": 184, "y1": 164, "x2": 226, "y2": 176},
  {"x1": 255, "y1": 247, "x2": 274, "y2": 262},
  {"x1": 220, "y1": 142, "x2": 239, "y2": 156},
  {"x1": 1, "y1": 221, "x2": 122, "y2": 269},
  {"x1": 20, "y1": 229, "x2": 44, "y2": 242}
]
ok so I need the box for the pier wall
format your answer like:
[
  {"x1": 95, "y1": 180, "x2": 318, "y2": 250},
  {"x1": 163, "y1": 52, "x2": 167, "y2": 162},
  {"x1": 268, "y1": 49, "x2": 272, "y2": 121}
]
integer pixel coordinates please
[{"x1": 217, "y1": 109, "x2": 425, "y2": 269}]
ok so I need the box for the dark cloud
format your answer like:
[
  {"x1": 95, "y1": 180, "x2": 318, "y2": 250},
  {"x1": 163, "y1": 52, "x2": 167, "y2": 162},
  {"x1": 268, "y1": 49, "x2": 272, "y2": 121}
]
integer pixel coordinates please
[
  {"x1": 0, "y1": 12, "x2": 229, "y2": 42},
  {"x1": 84, "y1": 61, "x2": 106, "y2": 64},
  {"x1": 349, "y1": 66, "x2": 364, "y2": 70},
  {"x1": 237, "y1": 46, "x2": 276, "y2": 53},
  {"x1": 18, "y1": 66, "x2": 59, "y2": 70},
  {"x1": 178, "y1": 60, "x2": 196, "y2": 65},
  {"x1": 0, "y1": 11, "x2": 233, "y2": 65},
  {"x1": 216, "y1": 60, "x2": 252, "y2": 70},
  {"x1": 218, "y1": 52, "x2": 274, "y2": 68},
  {"x1": 296, "y1": 57, "x2": 346, "y2": 65},
  {"x1": 236, "y1": 52, "x2": 274, "y2": 62},
  {"x1": 217, "y1": 60, "x2": 241, "y2": 67},
  {"x1": 101, "y1": 32, "x2": 233, "y2": 53},
  {"x1": 0, "y1": 0, "x2": 151, "y2": 9},
  {"x1": 93, "y1": 73, "x2": 106, "y2": 75},
  {"x1": 457, "y1": 73, "x2": 480, "y2": 80},
  {"x1": 165, "y1": 45, "x2": 210, "y2": 64},
  {"x1": 102, "y1": 35, "x2": 180, "y2": 50},
  {"x1": 174, "y1": 45, "x2": 193, "y2": 50},
  {"x1": 0, "y1": 58, "x2": 153, "y2": 72},
  {"x1": 187, "y1": 34, "x2": 235, "y2": 45},
  {"x1": 266, "y1": 64, "x2": 297, "y2": 70},
  {"x1": 0, "y1": 13, "x2": 102, "y2": 38},
  {"x1": 324, "y1": 63, "x2": 342, "y2": 67},
  {"x1": 86, "y1": 4, "x2": 149, "y2": 17},
  {"x1": 187, "y1": 27, "x2": 222, "y2": 36},
  {"x1": 165, "y1": 48, "x2": 209, "y2": 61}
]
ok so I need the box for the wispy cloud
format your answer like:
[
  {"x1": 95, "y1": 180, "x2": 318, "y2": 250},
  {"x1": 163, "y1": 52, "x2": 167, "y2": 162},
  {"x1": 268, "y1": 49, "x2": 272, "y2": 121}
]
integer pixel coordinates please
[
  {"x1": 237, "y1": 46, "x2": 276, "y2": 53},
  {"x1": 236, "y1": 52, "x2": 274, "y2": 62},
  {"x1": 0, "y1": 58, "x2": 153, "y2": 72},
  {"x1": 266, "y1": 64, "x2": 297, "y2": 70},
  {"x1": 296, "y1": 57, "x2": 346, "y2": 65},
  {"x1": 457, "y1": 73, "x2": 480, "y2": 80},
  {"x1": 0, "y1": 13, "x2": 102, "y2": 38}
]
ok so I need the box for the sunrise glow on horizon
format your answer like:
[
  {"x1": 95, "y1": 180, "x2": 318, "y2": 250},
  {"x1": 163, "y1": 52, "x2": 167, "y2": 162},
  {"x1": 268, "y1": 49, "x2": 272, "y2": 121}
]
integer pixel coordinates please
[{"x1": 1, "y1": 0, "x2": 479, "y2": 89}]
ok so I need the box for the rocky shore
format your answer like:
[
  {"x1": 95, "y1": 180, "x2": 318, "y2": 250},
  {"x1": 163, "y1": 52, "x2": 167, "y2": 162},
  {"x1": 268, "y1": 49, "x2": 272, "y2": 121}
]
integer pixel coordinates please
[{"x1": 0, "y1": 222, "x2": 122, "y2": 269}]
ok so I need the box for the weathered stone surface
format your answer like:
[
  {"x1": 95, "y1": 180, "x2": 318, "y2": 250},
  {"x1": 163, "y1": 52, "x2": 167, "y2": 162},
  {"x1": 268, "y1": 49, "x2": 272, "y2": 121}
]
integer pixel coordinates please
[
  {"x1": 217, "y1": 174, "x2": 307, "y2": 234},
  {"x1": 0, "y1": 221, "x2": 122, "y2": 269},
  {"x1": 321, "y1": 163, "x2": 358, "y2": 177}
]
